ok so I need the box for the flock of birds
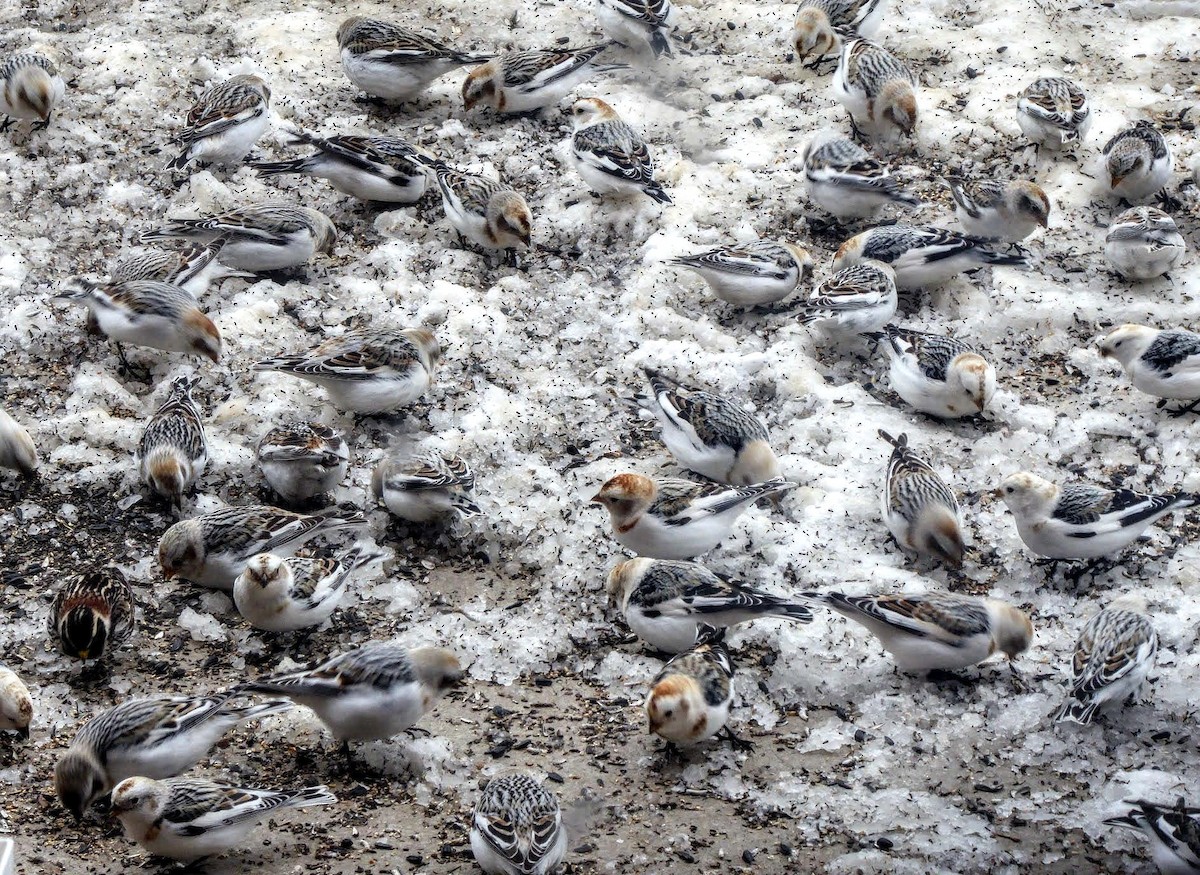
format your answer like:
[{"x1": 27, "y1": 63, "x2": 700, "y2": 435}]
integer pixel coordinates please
[{"x1": 0, "y1": 0, "x2": 1198, "y2": 871}]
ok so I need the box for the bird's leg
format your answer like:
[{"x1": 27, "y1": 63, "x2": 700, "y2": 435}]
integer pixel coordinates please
[
  {"x1": 175, "y1": 857, "x2": 211, "y2": 874},
  {"x1": 720, "y1": 725, "x2": 754, "y2": 752},
  {"x1": 1168, "y1": 398, "x2": 1200, "y2": 418},
  {"x1": 114, "y1": 344, "x2": 152, "y2": 382},
  {"x1": 659, "y1": 741, "x2": 685, "y2": 766},
  {"x1": 1156, "y1": 188, "x2": 1184, "y2": 212},
  {"x1": 926, "y1": 668, "x2": 975, "y2": 686},
  {"x1": 31, "y1": 112, "x2": 51, "y2": 132},
  {"x1": 1007, "y1": 662, "x2": 1030, "y2": 694},
  {"x1": 0, "y1": 116, "x2": 13, "y2": 132},
  {"x1": 404, "y1": 726, "x2": 432, "y2": 739}
]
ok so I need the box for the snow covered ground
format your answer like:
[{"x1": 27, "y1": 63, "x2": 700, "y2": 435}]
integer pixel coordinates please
[{"x1": 0, "y1": 0, "x2": 1198, "y2": 872}]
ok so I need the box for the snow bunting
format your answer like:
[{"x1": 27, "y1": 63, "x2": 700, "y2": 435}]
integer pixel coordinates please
[
  {"x1": 878, "y1": 431, "x2": 963, "y2": 567},
  {"x1": 607, "y1": 557, "x2": 813, "y2": 653},
  {"x1": 158, "y1": 504, "x2": 367, "y2": 590},
  {"x1": 832, "y1": 38, "x2": 918, "y2": 143},
  {"x1": 801, "y1": 130, "x2": 920, "y2": 220},
  {"x1": 569, "y1": 97, "x2": 670, "y2": 203},
  {"x1": 944, "y1": 177, "x2": 1050, "y2": 242},
  {"x1": 253, "y1": 131, "x2": 430, "y2": 204},
  {"x1": 1104, "y1": 798, "x2": 1200, "y2": 873},
  {"x1": 833, "y1": 224, "x2": 1027, "y2": 290},
  {"x1": 792, "y1": 0, "x2": 886, "y2": 65},
  {"x1": 795, "y1": 260, "x2": 898, "y2": 338},
  {"x1": 0, "y1": 407, "x2": 37, "y2": 478},
  {"x1": 1099, "y1": 324, "x2": 1200, "y2": 415},
  {"x1": 591, "y1": 473, "x2": 795, "y2": 559},
  {"x1": 49, "y1": 567, "x2": 136, "y2": 663},
  {"x1": 170, "y1": 74, "x2": 270, "y2": 171},
  {"x1": 1015, "y1": 77, "x2": 1090, "y2": 151},
  {"x1": 141, "y1": 202, "x2": 336, "y2": 273},
  {"x1": 642, "y1": 367, "x2": 780, "y2": 485},
  {"x1": 54, "y1": 693, "x2": 290, "y2": 821},
  {"x1": 1104, "y1": 206, "x2": 1186, "y2": 280},
  {"x1": 136, "y1": 375, "x2": 207, "y2": 508},
  {"x1": 595, "y1": 0, "x2": 677, "y2": 58},
  {"x1": 0, "y1": 667, "x2": 32, "y2": 739},
  {"x1": 416, "y1": 157, "x2": 533, "y2": 256},
  {"x1": 803, "y1": 590, "x2": 1033, "y2": 673},
  {"x1": 111, "y1": 776, "x2": 335, "y2": 861},
  {"x1": 0, "y1": 53, "x2": 65, "y2": 130},
  {"x1": 257, "y1": 421, "x2": 349, "y2": 504},
  {"x1": 336, "y1": 16, "x2": 490, "y2": 102},
  {"x1": 996, "y1": 471, "x2": 1199, "y2": 560},
  {"x1": 874, "y1": 325, "x2": 996, "y2": 418},
  {"x1": 669, "y1": 240, "x2": 813, "y2": 307},
  {"x1": 371, "y1": 451, "x2": 482, "y2": 522},
  {"x1": 109, "y1": 239, "x2": 253, "y2": 296},
  {"x1": 233, "y1": 545, "x2": 382, "y2": 633},
  {"x1": 253, "y1": 326, "x2": 439, "y2": 414},
  {"x1": 470, "y1": 774, "x2": 568, "y2": 875},
  {"x1": 1103, "y1": 122, "x2": 1174, "y2": 202},
  {"x1": 55, "y1": 279, "x2": 221, "y2": 364},
  {"x1": 238, "y1": 642, "x2": 464, "y2": 747},
  {"x1": 1054, "y1": 595, "x2": 1157, "y2": 725},
  {"x1": 646, "y1": 630, "x2": 746, "y2": 749},
  {"x1": 463, "y1": 44, "x2": 621, "y2": 114}
]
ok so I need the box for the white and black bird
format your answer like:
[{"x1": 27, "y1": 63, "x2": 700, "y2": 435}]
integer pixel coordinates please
[
  {"x1": 414, "y1": 156, "x2": 533, "y2": 258},
  {"x1": 646, "y1": 630, "x2": 746, "y2": 749},
  {"x1": 795, "y1": 260, "x2": 898, "y2": 338},
  {"x1": 833, "y1": 224, "x2": 1027, "y2": 290},
  {"x1": 463, "y1": 44, "x2": 622, "y2": 115},
  {"x1": 595, "y1": 0, "x2": 677, "y2": 58},
  {"x1": 371, "y1": 452, "x2": 482, "y2": 522},
  {"x1": 944, "y1": 177, "x2": 1050, "y2": 242},
  {"x1": 642, "y1": 367, "x2": 780, "y2": 485},
  {"x1": 878, "y1": 431, "x2": 964, "y2": 567},
  {"x1": 872, "y1": 325, "x2": 996, "y2": 418},
  {"x1": 669, "y1": 240, "x2": 813, "y2": 307},
  {"x1": 136, "y1": 375, "x2": 207, "y2": 508},
  {"x1": 832, "y1": 38, "x2": 918, "y2": 143},
  {"x1": 1103, "y1": 122, "x2": 1174, "y2": 203},
  {"x1": 170, "y1": 74, "x2": 271, "y2": 171},
  {"x1": 233, "y1": 546, "x2": 382, "y2": 633},
  {"x1": 0, "y1": 667, "x2": 32, "y2": 739},
  {"x1": 1015, "y1": 77, "x2": 1090, "y2": 151},
  {"x1": 108, "y1": 239, "x2": 253, "y2": 297},
  {"x1": 607, "y1": 557, "x2": 813, "y2": 653},
  {"x1": 1104, "y1": 798, "x2": 1200, "y2": 874},
  {"x1": 253, "y1": 132, "x2": 430, "y2": 204},
  {"x1": 49, "y1": 567, "x2": 136, "y2": 663},
  {"x1": 1053, "y1": 595, "x2": 1157, "y2": 725},
  {"x1": 1099, "y1": 324, "x2": 1200, "y2": 416},
  {"x1": 792, "y1": 0, "x2": 887, "y2": 66},
  {"x1": 0, "y1": 53, "x2": 65, "y2": 130},
  {"x1": 997, "y1": 471, "x2": 1199, "y2": 560},
  {"x1": 1104, "y1": 207, "x2": 1186, "y2": 281},
  {"x1": 470, "y1": 774, "x2": 569, "y2": 875},
  {"x1": 336, "y1": 17, "x2": 490, "y2": 102},
  {"x1": 257, "y1": 421, "x2": 349, "y2": 505},
  {"x1": 0, "y1": 407, "x2": 37, "y2": 478},
  {"x1": 802, "y1": 130, "x2": 920, "y2": 220},
  {"x1": 569, "y1": 97, "x2": 670, "y2": 203}
]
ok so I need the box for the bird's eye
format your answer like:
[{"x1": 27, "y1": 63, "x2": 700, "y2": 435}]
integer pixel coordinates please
[
  {"x1": 664, "y1": 709, "x2": 673, "y2": 718},
  {"x1": 1114, "y1": 340, "x2": 1123, "y2": 347},
  {"x1": 1005, "y1": 486, "x2": 1014, "y2": 494}
]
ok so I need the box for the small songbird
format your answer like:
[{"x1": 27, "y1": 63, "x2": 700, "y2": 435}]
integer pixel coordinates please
[
  {"x1": 943, "y1": 177, "x2": 1050, "y2": 242},
  {"x1": 833, "y1": 224, "x2": 1027, "y2": 290},
  {"x1": 136, "y1": 375, "x2": 208, "y2": 508},
  {"x1": 371, "y1": 452, "x2": 482, "y2": 522},
  {"x1": 591, "y1": 473, "x2": 795, "y2": 559},
  {"x1": 607, "y1": 557, "x2": 813, "y2": 653},
  {"x1": 48, "y1": 567, "x2": 137, "y2": 662},
  {"x1": 792, "y1": 0, "x2": 887, "y2": 66},
  {"x1": 141, "y1": 202, "x2": 336, "y2": 273},
  {"x1": 237, "y1": 642, "x2": 464, "y2": 752},
  {"x1": 158, "y1": 504, "x2": 367, "y2": 590},
  {"x1": 1104, "y1": 798, "x2": 1200, "y2": 874},
  {"x1": 569, "y1": 97, "x2": 670, "y2": 203},
  {"x1": 641, "y1": 367, "x2": 781, "y2": 485},
  {"x1": 0, "y1": 53, "x2": 65, "y2": 130},
  {"x1": 595, "y1": 0, "x2": 677, "y2": 58},
  {"x1": 803, "y1": 590, "x2": 1033, "y2": 673},
  {"x1": 996, "y1": 471, "x2": 1199, "y2": 560},
  {"x1": 252, "y1": 131, "x2": 430, "y2": 204},
  {"x1": 336, "y1": 17, "x2": 490, "y2": 102},
  {"x1": 111, "y1": 776, "x2": 336, "y2": 861},
  {"x1": 253, "y1": 326, "x2": 440, "y2": 414},
  {"x1": 415, "y1": 157, "x2": 533, "y2": 258},
  {"x1": 257, "y1": 421, "x2": 350, "y2": 504},
  {"x1": 170, "y1": 74, "x2": 271, "y2": 171},
  {"x1": 463, "y1": 45, "x2": 621, "y2": 115},
  {"x1": 1053, "y1": 595, "x2": 1157, "y2": 725},
  {"x1": 1103, "y1": 122, "x2": 1174, "y2": 203},
  {"x1": 646, "y1": 630, "x2": 747, "y2": 749},
  {"x1": 1015, "y1": 77, "x2": 1090, "y2": 151},
  {"x1": 470, "y1": 774, "x2": 569, "y2": 875},
  {"x1": 795, "y1": 260, "x2": 898, "y2": 339},
  {"x1": 0, "y1": 407, "x2": 37, "y2": 478},
  {"x1": 801, "y1": 130, "x2": 920, "y2": 220},
  {"x1": 233, "y1": 546, "x2": 382, "y2": 632},
  {"x1": 54, "y1": 693, "x2": 290, "y2": 821},
  {"x1": 878, "y1": 431, "x2": 963, "y2": 567},
  {"x1": 873, "y1": 324, "x2": 996, "y2": 418},
  {"x1": 1104, "y1": 206, "x2": 1186, "y2": 281},
  {"x1": 0, "y1": 667, "x2": 32, "y2": 739},
  {"x1": 670, "y1": 240, "x2": 813, "y2": 307},
  {"x1": 1099, "y1": 324, "x2": 1200, "y2": 416},
  {"x1": 832, "y1": 38, "x2": 918, "y2": 143},
  {"x1": 108, "y1": 239, "x2": 253, "y2": 297},
  {"x1": 55, "y1": 279, "x2": 222, "y2": 365}
]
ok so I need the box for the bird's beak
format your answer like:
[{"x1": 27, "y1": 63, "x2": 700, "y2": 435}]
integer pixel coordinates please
[
  {"x1": 1110, "y1": 173, "x2": 1124, "y2": 188},
  {"x1": 991, "y1": 487, "x2": 1004, "y2": 498},
  {"x1": 647, "y1": 719, "x2": 660, "y2": 734},
  {"x1": 1098, "y1": 346, "x2": 1113, "y2": 358},
  {"x1": 589, "y1": 494, "x2": 604, "y2": 505},
  {"x1": 1037, "y1": 215, "x2": 1049, "y2": 228},
  {"x1": 77, "y1": 650, "x2": 89, "y2": 661},
  {"x1": 16, "y1": 726, "x2": 29, "y2": 740}
]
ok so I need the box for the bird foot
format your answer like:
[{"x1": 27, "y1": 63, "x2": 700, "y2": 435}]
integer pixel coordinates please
[
  {"x1": 1167, "y1": 398, "x2": 1200, "y2": 418},
  {"x1": 721, "y1": 725, "x2": 754, "y2": 752},
  {"x1": 0, "y1": 116, "x2": 13, "y2": 133}
]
